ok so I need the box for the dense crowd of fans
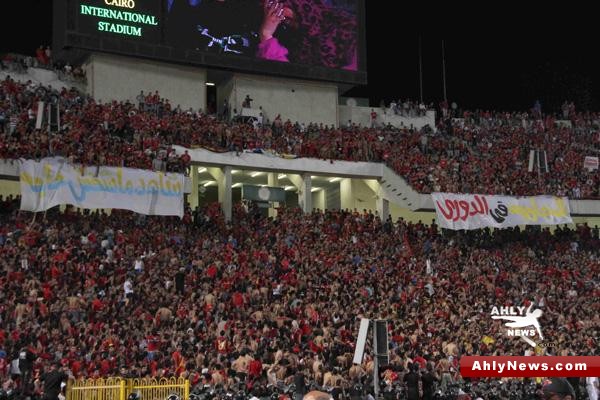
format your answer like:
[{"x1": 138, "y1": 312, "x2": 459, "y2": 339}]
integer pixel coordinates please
[
  {"x1": 1, "y1": 33, "x2": 599, "y2": 400},
  {"x1": 0, "y1": 198, "x2": 598, "y2": 398},
  {"x1": 0, "y1": 73, "x2": 600, "y2": 198},
  {"x1": 1, "y1": 50, "x2": 85, "y2": 84},
  {"x1": 1, "y1": 74, "x2": 598, "y2": 197},
  {"x1": 0, "y1": 78, "x2": 188, "y2": 173},
  {"x1": 382, "y1": 99, "x2": 432, "y2": 118}
]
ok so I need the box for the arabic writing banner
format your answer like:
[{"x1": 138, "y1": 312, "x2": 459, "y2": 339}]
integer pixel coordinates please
[
  {"x1": 431, "y1": 193, "x2": 572, "y2": 230},
  {"x1": 20, "y1": 159, "x2": 185, "y2": 217}
]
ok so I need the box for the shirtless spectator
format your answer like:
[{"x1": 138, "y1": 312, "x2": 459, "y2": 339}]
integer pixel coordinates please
[{"x1": 0, "y1": 200, "x2": 596, "y2": 397}]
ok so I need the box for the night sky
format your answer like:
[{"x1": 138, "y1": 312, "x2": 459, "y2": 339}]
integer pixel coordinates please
[{"x1": 2, "y1": 1, "x2": 598, "y2": 112}]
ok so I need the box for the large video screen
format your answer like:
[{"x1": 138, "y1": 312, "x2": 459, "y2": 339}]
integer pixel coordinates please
[
  {"x1": 165, "y1": 0, "x2": 358, "y2": 71},
  {"x1": 57, "y1": 0, "x2": 366, "y2": 83}
]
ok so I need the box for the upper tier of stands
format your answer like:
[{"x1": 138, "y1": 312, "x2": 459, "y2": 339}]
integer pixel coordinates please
[{"x1": 1, "y1": 64, "x2": 598, "y2": 199}]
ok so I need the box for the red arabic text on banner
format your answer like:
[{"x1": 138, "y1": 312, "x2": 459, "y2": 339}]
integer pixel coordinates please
[{"x1": 431, "y1": 193, "x2": 572, "y2": 230}]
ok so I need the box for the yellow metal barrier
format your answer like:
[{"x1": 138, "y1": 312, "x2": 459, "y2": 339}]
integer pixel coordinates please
[
  {"x1": 129, "y1": 377, "x2": 190, "y2": 400},
  {"x1": 67, "y1": 377, "x2": 189, "y2": 400},
  {"x1": 67, "y1": 378, "x2": 125, "y2": 400}
]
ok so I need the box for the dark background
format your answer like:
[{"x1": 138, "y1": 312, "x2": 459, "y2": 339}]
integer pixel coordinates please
[{"x1": 2, "y1": 1, "x2": 599, "y2": 112}]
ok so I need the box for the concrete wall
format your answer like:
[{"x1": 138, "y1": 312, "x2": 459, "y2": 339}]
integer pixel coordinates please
[
  {"x1": 0, "y1": 160, "x2": 19, "y2": 177},
  {"x1": 229, "y1": 74, "x2": 338, "y2": 126},
  {"x1": 572, "y1": 216, "x2": 600, "y2": 228},
  {"x1": 0, "y1": 179, "x2": 20, "y2": 198},
  {"x1": 389, "y1": 203, "x2": 436, "y2": 224},
  {"x1": 339, "y1": 97, "x2": 369, "y2": 107},
  {"x1": 85, "y1": 53, "x2": 207, "y2": 112},
  {"x1": 217, "y1": 78, "x2": 234, "y2": 117},
  {"x1": 326, "y1": 184, "x2": 341, "y2": 210},
  {"x1": 339, "y1": 178, "x2": 376, "y2": 212},
  {"x1": 313, "y1": 189, "x2": 326, "y2": 211},
  {"x1": 340, "y1": 178, "x2": 429, "y2": 221}
]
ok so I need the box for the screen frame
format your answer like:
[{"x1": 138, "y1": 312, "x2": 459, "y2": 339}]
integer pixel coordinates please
[{"x1": 54, "y1": 0, "x2": 367, "y2": 85}]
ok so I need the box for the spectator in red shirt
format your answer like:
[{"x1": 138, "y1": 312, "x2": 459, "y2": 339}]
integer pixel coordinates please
[{"x1": 370, "y1": 109, "x2": 378, "y2": 128}]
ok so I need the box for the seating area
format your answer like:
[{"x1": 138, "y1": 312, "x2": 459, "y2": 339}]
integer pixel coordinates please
[
  {"x1": 1, "y1": 58, "x2": 599, "y2": 399},
  {"x1": 0, "y1": 198, "x2": 598, "y2": 398},
  {"x1": 1, "y1": 75, "x2": 598, "y2": 198}
]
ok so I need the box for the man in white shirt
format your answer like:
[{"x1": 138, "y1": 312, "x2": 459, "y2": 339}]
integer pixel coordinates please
[
  {"x1": 106, "y1": 248, "x2": 114, "y2": 262},
  {"x1": 587, "y1": 376, "x2": 599, "y2": 400},
  {"x1": 523, "y1": 348, "x2": 535, "y2": 356},
  {"x1": 134, "y1": 257, "x2": 144, "y2": 274},
  {"x1": 124, "y1": 278, "x2": 134, "y2": 303}
]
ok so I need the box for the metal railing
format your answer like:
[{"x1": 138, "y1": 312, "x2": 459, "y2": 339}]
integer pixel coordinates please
[
  {"x1": 67, "y1": 377, "x2": 189, "y2": 400},
  {"x1": 67, "y1": 377, "x2": 125, "y2": 400}
]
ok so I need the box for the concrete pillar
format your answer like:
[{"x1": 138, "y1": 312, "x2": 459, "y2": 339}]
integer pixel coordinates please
[
  {"x1": 340, "y1": 178, "x2": 353, "y2": 211},
  {"x1": 300, "y1": 174, "x2": 312, "y2": 213},
  {"x1": 313, "y1": 188, "x2": 326, "y2": 211},
  {"x1": 208, "y1": 166, "x2": 232, "y2": 222},
  {"x1": 221, "y1": 166, "x2": 232, "y2": 222},
  {"x1": 268, "y1": 173, "x2": 279, "y2": 218},
  {"x1": 377, "y1": 197, "x2": 390, "y2": 222},
  {"x1": 189, "y1": 167, "x2": 199, "y2": 210},
  {"x1": 288, "y1": 174, "x2": 312, "y2": 213}
]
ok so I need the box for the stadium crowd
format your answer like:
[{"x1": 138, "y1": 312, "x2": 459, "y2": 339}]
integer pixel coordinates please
[
  {"x1": 2, "y1": 49, "x2": 85, "y2": 83},
  {"x1": 0, "y1": 197, "x2": 598, "y2": 398},
  {"x1": 1, "y1": 75, "x2": 598, "y2": 198}
]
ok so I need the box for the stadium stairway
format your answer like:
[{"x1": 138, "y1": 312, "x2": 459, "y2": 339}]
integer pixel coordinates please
[{"x1": 380, "y1": 166, "x2": 426, "y2": 210}]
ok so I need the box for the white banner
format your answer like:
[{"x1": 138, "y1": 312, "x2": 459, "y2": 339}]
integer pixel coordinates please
[
  {"x1": 584, "y1": 156, "x2": 599, "y2": 171},
  {"x1": 36, "y1": 101, "x2": 44, "y2": 130},
  {"x1": 20, "y1": 159, "x2": 185, "y2": 217},
  {"x1": 432, "y1": 192, "x2": 572, "y2": 230}
]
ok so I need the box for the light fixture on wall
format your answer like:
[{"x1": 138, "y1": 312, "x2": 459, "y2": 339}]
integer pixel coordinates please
[{"x1": 206, "y1": 82, "x2": 215, "y2": 86}]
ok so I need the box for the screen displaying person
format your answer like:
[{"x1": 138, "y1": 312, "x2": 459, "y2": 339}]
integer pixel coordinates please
[
  {"x1": 165, "y1": 0, "x2": 262, "y2": 55},
  {"x1": 256, "y1": 0, "x2": 358, "y2": 71},
  {"x1": 165, "y1": 0, "x2": 358, "y2": 70}
]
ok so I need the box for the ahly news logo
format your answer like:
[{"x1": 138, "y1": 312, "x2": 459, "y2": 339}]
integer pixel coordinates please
[{"x1": 491, "y1": 304, "x2": 543, "y2": 347}]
